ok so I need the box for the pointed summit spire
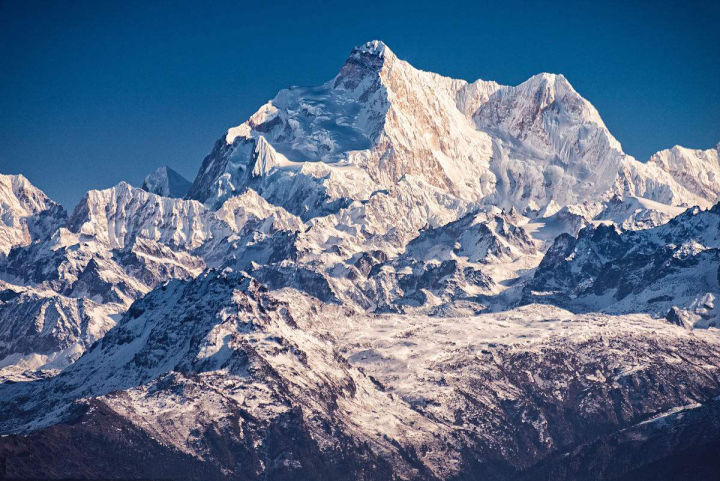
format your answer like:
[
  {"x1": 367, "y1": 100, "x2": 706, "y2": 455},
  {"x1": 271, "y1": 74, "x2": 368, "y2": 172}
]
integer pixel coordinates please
[
  {"x1": 345, "y1": 40, "x2": 396, "y2": 70},
  {"x1": 335, "y1": 40, "x2": 396, "y2": 90},
  {"x1": 351, "y1": 40, "x2": 393, "y2": 58},
  {"x1": 141, "y1": 166, "x2": 192, "y2": 198}
]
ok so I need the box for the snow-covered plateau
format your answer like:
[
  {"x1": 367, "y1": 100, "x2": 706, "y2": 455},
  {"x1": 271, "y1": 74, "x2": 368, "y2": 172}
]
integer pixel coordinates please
[{"x1": 1, "y1": 41, "x2": 719, "y2": 480}]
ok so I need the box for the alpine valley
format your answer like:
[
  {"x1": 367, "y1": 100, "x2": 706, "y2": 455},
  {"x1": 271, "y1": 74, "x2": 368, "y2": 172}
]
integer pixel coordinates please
[{"x1": 1, "y1": 41, "x2": 720, "y2": 480}]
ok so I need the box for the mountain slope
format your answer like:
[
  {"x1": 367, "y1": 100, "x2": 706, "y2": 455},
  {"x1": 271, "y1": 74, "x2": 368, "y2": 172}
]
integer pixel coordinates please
[
  {"x1": 524, "y1": 202, "x2": 720, "y2": 325},
  {"x1": 0, "y1": 182, "x2": 301, "y2": 379},
  {"x1": 646, "y1": 143, "x2": 720, "y2": 204},
  {"x1": 3, "y1": 281, "x2": 720, "y2": 479},
  {"x1": 0, "y1": 174, "x2": 66, "y2": 256}
]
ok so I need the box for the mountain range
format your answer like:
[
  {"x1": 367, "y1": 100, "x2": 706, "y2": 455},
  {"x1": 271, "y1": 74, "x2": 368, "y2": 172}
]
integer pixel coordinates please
[{"x1": 0, "y1": 41, "x2": 719, "y2": 480}]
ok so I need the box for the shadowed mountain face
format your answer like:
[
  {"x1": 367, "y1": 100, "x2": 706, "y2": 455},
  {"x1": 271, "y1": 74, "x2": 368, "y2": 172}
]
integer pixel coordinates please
[
  {"x1": 1, "y1": 41, "x2": 720, "y2": 480},
  {"x1": 142, "y1": 166, "x2": 192, "y2": 198},
  {"x1": 524, "y1": 203, "x2": 720, "y2": 325}
]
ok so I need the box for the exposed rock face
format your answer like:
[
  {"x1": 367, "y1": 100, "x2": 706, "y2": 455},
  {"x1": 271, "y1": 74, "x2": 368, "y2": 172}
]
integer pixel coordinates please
[
  {"x1": 516, "y1": 398, "x2": 720, "y2": 481},
  {"x1": 1, "y1": 40, "x2": 720, "y2": 480}
]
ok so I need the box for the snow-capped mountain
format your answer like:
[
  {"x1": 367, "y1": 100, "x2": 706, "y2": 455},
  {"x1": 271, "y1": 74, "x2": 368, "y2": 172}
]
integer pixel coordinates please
[
  {"x1": 1, "y1": 40, "x2": 720, "y2": 480},
  {"x1": 0, "y1": 181, "x2": 305, "y2": 379},
  {"x1": 524, "y1": 202, "x2": 720, "y2": 326},
  {"x1": 188, "y1": 41, "x2": 716, "y2": 217},
  {"x1": 189, "y1": 41, "x2": 495, "y2": 213},
  {"x1": 2, "y1": 274, "x2": 720, "y2": 480},
  {"x1": 645, "y1": 143, "x2": 720, "y2": 203},
  {"x1": 141, "y1": 166, "x2": 192, "y2": 198},
  {"x1": 473, "y1": 72, "x2": 627, "y2": 208},
  {"x1": 0, "y1": 174, "x2": 66, "y2": 256}
]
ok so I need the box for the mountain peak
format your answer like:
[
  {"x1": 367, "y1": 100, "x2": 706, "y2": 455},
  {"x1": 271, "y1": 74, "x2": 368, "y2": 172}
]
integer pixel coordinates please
[
  {"x1": 527, "y1": 72, "x2": 567, "y2": 83},
  {"x1": 0, "y1": 173, "x2": 66, "y2": 255},
  {"x1": 351, "y1": 40, "x2": 392, "y2": 58},
  {"x1": 141, "y1": 166, "x2": 192, "y2": 198},
  {"x1": 339, "y1": 40, "x2": 397, "y2": 79},
  {"x1": 516, "y1": 72, "x2": 574, "y2": 97},
  {"x1": 499, "y1": 71, "x2": 608, "y2": 133}
]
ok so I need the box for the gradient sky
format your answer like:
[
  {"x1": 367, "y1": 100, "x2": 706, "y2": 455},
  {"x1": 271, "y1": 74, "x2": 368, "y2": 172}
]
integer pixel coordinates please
[{"x1": 1, "y1": 0, "x2": 718, "y2": 208}]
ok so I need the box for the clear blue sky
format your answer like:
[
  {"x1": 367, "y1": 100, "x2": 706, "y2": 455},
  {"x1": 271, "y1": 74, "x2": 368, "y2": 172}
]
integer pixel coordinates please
[{"x1": 1, "y1": 0, "x2": 718, "y2": 208}]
